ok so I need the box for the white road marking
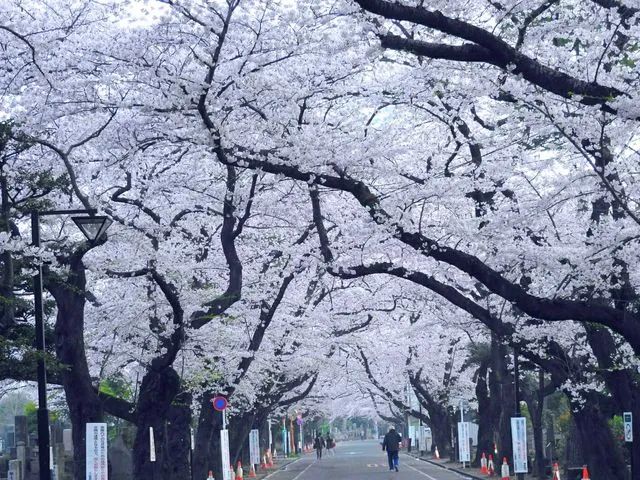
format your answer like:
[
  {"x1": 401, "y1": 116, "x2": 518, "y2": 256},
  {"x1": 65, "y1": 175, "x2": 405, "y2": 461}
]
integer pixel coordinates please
[
  {"x1": 262, "y1": 457, "x2": 304, "y2": 479},
  {"x1": 289, "y1": 461, "x2": 315, "y2": 480},
  {"x1": 403, "y1": 461, "x2": 440, "y2": 480}
]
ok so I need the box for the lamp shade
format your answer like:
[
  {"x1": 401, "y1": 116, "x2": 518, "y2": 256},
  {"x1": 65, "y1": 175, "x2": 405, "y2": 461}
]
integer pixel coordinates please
[{"x1": 72, "y1": 215, "x2": 113, "y2": 242}]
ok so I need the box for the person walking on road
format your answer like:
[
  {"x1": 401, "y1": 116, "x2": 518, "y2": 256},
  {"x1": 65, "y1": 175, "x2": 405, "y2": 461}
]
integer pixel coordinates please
[
  {"x1": 314, "y1": 434, "x2": 325, "y2": 460},
  {"x1": 382, "y1": 426, "x2": 402, "y2": 472},
  {"x1": 325, "y1": 433, "x2": 335, "y2": 456}
]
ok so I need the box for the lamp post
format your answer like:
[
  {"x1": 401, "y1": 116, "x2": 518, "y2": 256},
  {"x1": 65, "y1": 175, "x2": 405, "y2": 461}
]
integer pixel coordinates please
[{"x1": 31, "y1": 209, "x2": 111, "y2": 480}]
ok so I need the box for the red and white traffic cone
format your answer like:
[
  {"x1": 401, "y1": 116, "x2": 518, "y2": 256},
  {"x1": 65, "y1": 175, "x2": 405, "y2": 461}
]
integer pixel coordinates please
[
  {"x1": 206, "y1": 471, "x2": 215, "y2": 480},
  {"x1": 581, "y1": 465, "x2": 590, "y2": 480},
  {"x1": 434, "y1": 446, "x2": 440, "y2": 459},
  {"x1": 552, "y1": 461, "x2": 561, "y2": 480},
  {"x1": 249, "y1": 464, "x2": 257, "y2": 478},
  {"x1": 487, "y1": 454, "x2": 495, "y2": 476},
  {"x1": 481, "y1": 452, "x2": 488, "y2": 474},
  {"x1": 269, "y1": 450, "x2": 275, "y2": 467},
  {"x1": 500, "y1": 457, "x2": 509, "y2": 480},
  {"x1": 261, "y1": 455, "x2": 266, "y2": 469},
  {"x1": 235, "y1": 461, "x2": 244, "y2": 480}
]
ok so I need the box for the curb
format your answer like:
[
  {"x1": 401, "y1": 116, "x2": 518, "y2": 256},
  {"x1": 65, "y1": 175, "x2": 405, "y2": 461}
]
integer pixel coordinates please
[{"x1": 406, "y1": 453, "x2": 484, "y2": 480}]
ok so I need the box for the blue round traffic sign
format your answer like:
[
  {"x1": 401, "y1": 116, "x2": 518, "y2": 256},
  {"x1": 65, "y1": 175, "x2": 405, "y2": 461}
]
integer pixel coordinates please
[{"x1": 211, "y1": 396, "x2": 228, "y2": 412}]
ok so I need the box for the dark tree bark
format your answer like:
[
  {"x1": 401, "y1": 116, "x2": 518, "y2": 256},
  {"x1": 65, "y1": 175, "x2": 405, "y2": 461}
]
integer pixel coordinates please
[
  {"x1": 489, "y1": 336, "x2": 514, "y2": 466},
  {"x1": 48, "y1": 246, "x2": 106, "y2": 480},
  {"x1": 585, "y1": 324, "x2": 640, "y2": 476},
  {"x1": 571, "y1": 395, "x2": 626, "y2": 479},
  {"x1": 473, "y1": 359, "x2": 495, "y2": 467},
  {"x1": 522, "y1": 369, "x2": 546, "y2": 478},
  {"x1": 132, "y1": 365, "x2": 191, "y2": 480}
]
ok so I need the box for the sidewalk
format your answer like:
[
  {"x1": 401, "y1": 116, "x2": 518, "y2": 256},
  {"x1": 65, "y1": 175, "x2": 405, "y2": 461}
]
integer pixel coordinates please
[{"x1": 406, "y1": 452, "x2": 537, "y2": 480}]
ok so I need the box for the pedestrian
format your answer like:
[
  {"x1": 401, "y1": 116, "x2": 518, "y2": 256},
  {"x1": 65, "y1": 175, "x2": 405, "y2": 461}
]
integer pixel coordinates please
[
  {"x1": 382, "y1": 426, "x2": 402, "y2": 472},
  {"x1": 325, "y1": 433, "x2": 335, "y2": 456},
  {"x1": 314, "y1": 434, "x2": 325, "y2": 460}
]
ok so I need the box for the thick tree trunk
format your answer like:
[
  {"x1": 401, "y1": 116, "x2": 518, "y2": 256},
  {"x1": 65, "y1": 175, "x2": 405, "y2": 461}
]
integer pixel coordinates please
[
  {"x1": 193, "y1": 393, "x2": 223, "y2": 480},
  {"x1": 428, "y1": 406, "x2": 452, "y2": 458},
  {"x1": 489, "y1": 335, "x2": 514, "y2": 465},
  {"x1": 585, "y1": 324, "x2": 640, "y2": 476},
  {"x1": 526, "y1": 370, "x2": 545, "y2": 478},
  {"x1": 229, "y1": 411, "x2": 255, "y2": 465},
  {"x1": 571, "y1": 397, "x2": 626, "y2": 479},
  {"x1": 49, "y1": 255, "x2": 104, "y2": 480},
  {"x1": 132, "y1": 365, "x2": 191, "y2": 480},
  {"x1": 474, "y1": 361, "x2": 495, "y2": 467}
]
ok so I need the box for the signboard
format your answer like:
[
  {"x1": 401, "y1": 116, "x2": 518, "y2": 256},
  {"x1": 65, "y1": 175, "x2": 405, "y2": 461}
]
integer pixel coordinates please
[
  {"x1": 511, "y1": 417, "x2": 528, "y2": 473},
  {"x1": 221, "y1": 429, "x2": 231, "y2": 480},
  {"x1": 624, "y1": 412, "x2": 633, "y2": 442},
  {"x1": 149, "y1": 427, "x2": 156, "y2": 462},
  {"x1": 282, "y1": 428, "x2": 288, "y2": 456},
  {"x1": 86, "y1": 422, "x2": 108, "y2": 480},
  {"x1": 211, "y1": 396, "x2": 229, "y2": 412},
  {"x1": 249, "y1": 429, "x2": 260, "y2": 466},
  {"x1": 457, "y1": 422, "x2": 470, "y2": 462}
]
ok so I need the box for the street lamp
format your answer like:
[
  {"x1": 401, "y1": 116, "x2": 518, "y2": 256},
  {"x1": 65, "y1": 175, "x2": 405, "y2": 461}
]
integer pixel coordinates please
[{"x1": 31, "y1": 209, "x2": 111, "y2": 480}]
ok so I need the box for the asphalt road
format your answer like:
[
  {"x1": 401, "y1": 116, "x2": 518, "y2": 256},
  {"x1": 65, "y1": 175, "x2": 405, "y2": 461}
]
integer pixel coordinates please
[{"x1": 265, "y1": 440, "x2": 468, "y2": 480}]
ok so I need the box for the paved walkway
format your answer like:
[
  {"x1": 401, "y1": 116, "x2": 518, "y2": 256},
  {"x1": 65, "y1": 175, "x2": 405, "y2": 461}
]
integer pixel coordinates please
[{"x1": 262, "y1": 440, "x2": 481, "y2": 480}]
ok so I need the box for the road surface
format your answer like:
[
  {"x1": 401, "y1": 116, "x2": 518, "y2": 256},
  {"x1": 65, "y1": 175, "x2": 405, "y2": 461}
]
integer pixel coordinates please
[{"x1": 265, "y1": 440, "x2": 468, "y2": 480}]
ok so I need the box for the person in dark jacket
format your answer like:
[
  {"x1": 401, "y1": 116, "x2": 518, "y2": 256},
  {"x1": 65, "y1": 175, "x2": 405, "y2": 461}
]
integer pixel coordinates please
[
  {"x1": 313, "y1": 434, "x2": 325, "y2": 459},
  {"x1": 382, "y1": 426, "x2": 402, "y2": 471}
]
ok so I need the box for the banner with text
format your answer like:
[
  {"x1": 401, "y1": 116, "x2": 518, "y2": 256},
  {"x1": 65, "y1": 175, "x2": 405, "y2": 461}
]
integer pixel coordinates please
[
  {"x1": 511, "y1": 417, "x2": 528, "y2": 473},
  {"x1": 250, "y1": 429, "x2": 260, "y2": 466},
  {"x1": 86, "y1": 422, "x2": 108, "y2": 480},
  {"x1": 221, "y1": 429, "x2": 231, "y2": 480},
  {"x1": 457, "y1": 422, "x2": 470, "y2": 462}
]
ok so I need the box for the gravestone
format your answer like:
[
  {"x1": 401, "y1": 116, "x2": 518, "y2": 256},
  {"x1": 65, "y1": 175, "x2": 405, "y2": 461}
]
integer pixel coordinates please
[
  {"x1": 108, "y1": 435, "x2": 132, "y2": 480},
  {"x1": 13, "y1": 418, "x2": 26, "y2": 447},
  {"x1": 8, "y1": 459, "x2": 22, "y2": 480},
  {"x1": 62, "y1": 430, "x2": 72, "y2": 454}
]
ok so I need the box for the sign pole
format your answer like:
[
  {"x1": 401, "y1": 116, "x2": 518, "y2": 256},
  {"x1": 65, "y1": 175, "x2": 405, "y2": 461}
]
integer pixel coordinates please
[
  {"x1": 624, "y1": 412, "x2": 633, "y2": 479},
  {"x1": 514, "y1": 348, "x2": 525, "y2": 480}
]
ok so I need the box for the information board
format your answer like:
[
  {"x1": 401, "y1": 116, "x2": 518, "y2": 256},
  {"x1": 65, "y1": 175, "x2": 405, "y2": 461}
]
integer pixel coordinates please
[
  {"x1": 249, "y1": 429, "x2": 260, "y2": 466},
  {"x1": 221, "y1": 429, "x2": 231, "y2": 480},
  {"x1": 86, "y1": 422, "x2": 108, "y2": 480},
  {"x1": 511, "y1": 417, "x2": 528, "y2": 473},
  {"x1": 624, "y1": 412, "x2": 633, "y2": 442},
  {"x1": 457, "y1": 422, "x2": 470, "y2": 462}
]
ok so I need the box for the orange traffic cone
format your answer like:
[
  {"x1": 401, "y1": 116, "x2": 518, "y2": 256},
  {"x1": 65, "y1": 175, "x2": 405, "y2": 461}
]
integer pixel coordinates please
[
  {"x1": 487, "y1": 454, "x2": 495, "y2": 476},
  {"x1": 235, "y1": 461, "x2": 244, "y2": 480},
  {"x1": 434, "y1": 446, "x2": 440, "y2": 459},
  {"x1": 500, "y1": 457, "x2": 509, "y2": 480},
  {"x1": 581, "y1": 465, "x2": 590, "y2": 480},
  {"x1": 249, "y1": 464, "x2": 257, "y2": 478},
  {"x1": 552, "y1": 462, "x2": 561, "y2": 480},
  {"x1": 207, "y1": 471, "x2": 215, "y2": 480},
  {"x1": 481, "y1": 452, "x2": 488, "y2": 474}
]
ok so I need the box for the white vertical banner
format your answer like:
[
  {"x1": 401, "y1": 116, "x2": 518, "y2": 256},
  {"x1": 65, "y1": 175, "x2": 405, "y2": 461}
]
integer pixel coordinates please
[
  {"x1": 190, "y1": 428, "x2": 195, "y2": 450},
  {"x1": 221, "y1": 429, "x2": 231, "y2": 480},
  {"x1": 149, "y1": 427, "x2": 156, "y2": 462},
  {"x1": 511, "y1": 417, "x2": 528, "y2": 473},
  {"x1": 457, "y1": 422, "x2": 470, "y2": 462},
  {"x1": 86, "y1": 422, "x2": 108, "y2": 480},
  {"x1": 249, "y1": 429, "x2": 260, "y2": 466}
]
